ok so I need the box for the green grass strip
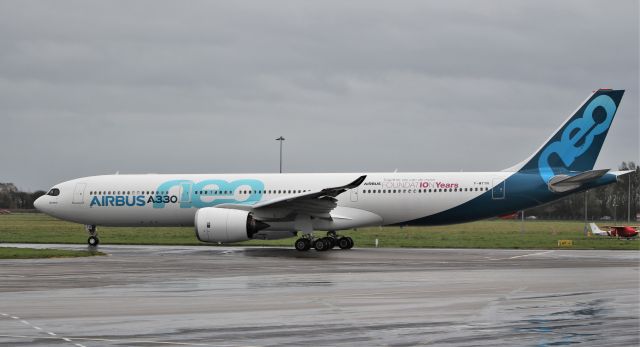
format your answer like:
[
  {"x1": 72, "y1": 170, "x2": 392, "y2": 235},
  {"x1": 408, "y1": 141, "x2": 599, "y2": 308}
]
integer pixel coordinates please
[
  {"x1": 0, "y1": 247, "x2": 105, "y2": 259},
  {"x1": 0, "y1": 213, "x2": 637, "y2": 250}
]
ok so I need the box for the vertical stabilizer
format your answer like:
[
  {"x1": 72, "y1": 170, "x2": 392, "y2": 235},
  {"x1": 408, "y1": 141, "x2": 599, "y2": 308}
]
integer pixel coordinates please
[{"x1": 506, "y1": 89, "x2": 624, "y2": 184}]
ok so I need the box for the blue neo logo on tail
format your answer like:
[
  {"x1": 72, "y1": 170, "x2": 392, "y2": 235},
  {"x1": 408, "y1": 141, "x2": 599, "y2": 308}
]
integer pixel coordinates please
[{"x1": 537, "y1": 95, "x2": 617, "y2": 183}]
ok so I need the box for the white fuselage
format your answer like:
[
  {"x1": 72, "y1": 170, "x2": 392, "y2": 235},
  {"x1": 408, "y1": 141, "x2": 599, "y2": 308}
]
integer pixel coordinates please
[{"x1": 35, "y1": 172, "x2": 512, "y2": 231}]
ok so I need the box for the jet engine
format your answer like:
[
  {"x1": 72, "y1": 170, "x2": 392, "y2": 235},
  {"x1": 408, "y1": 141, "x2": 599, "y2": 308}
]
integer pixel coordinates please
[{"x1": 194, "y1": 207, "x2": 270, "y2": 243}]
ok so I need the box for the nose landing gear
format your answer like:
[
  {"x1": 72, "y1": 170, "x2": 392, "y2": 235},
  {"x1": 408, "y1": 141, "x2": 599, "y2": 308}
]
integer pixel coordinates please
[
  {"x1": 85, "y1": 224, "x2": 99, "y2": 247},
  {"x1": 294, "y1": 231, "x2": 353, "y2": 252}
]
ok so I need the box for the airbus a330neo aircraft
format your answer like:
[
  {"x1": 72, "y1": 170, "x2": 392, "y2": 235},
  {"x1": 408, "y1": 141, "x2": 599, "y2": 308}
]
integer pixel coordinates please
[{"x1": 35, "y1": 89, "x2": 630, "y2": 251}]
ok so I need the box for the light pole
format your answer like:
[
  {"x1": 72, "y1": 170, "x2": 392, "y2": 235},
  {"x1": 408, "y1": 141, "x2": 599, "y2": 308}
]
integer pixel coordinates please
[
  {"x1": 584, "y1": 190, "x2": 588, "y2": 236},
  {"x1": 275, "y1": 136, "x2": 285, "y2": 173},
  {"x1": 628, "y1": 176, "x2": 632, "y2": 224}
]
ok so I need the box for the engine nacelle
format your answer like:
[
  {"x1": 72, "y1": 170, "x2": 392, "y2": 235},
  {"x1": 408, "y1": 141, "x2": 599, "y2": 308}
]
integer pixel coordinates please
[{"x1": 194, "y1": 207, "x2": 270, "y2": 243}]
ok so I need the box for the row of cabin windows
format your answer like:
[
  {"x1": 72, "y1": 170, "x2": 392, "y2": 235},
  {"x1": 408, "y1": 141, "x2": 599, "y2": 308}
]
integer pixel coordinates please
[
  {"x1": 88, "y1": 189, "x2": 311, "y2": 196},
  {"x1": 193, "y1": 189, "x2": 311, "y2": 195},
  {"x1": 361, "y1": 187, "x2": 490, "y2": 194},
  {"x1": 89, "y1": 191, "x2": 169, "y2": 196},
  {"x1": 88, "y1": 187, "x2": 489, "y2": 196}
]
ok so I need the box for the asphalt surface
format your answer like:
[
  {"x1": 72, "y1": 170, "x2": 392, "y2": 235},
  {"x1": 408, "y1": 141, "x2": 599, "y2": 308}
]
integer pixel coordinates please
[{"x1": 0, "y1": 244, "x2": 638, "y2": 347}]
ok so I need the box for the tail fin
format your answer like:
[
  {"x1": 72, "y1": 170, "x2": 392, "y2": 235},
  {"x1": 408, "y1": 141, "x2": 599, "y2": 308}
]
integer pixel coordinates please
[
  {"x1": 589, "y1": 223, "x2": 603, "y2": 234},
  {"x1": 507, "y1": 89, "x2": 624, "y2": 183}
]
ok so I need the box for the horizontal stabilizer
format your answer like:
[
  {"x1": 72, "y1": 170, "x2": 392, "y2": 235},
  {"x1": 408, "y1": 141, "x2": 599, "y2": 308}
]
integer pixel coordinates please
[{"x1": 548, "y1": 169, "x2": 609, "y2": 192}]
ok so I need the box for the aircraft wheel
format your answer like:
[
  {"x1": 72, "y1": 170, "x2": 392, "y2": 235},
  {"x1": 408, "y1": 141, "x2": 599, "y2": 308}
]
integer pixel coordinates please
[
  {"x1": 338, "y1": 237, "x2": 351, "y2": 249},
  {"x1": 295, "y1": 238, "x2": 311, "y2": 251},
  {"x1": 324, "y1": 237, "x2": 336, "y2": 249},
  {"x1": 345, "y1": 237, "x2": 354, "y2": 249},
  {"x1": 88, "y1": 236, "x2": 100, "y2": 247},
  {"x1": 314, "y1": 238, "x2": 328, "y2": 252}
]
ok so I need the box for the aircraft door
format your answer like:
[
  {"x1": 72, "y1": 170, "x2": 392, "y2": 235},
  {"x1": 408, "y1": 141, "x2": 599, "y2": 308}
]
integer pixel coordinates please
[
  {"x1": 179, "y1": 183, "x2": 192, "y2": 203},
  {"x1": 350, "y1": 188, "x2": 359, "y2": 202},
  {"x1": 72, "y1": 183, "x2": 87, "y2": 204},
  {"x1": 492, "y1": 179, "x2": 505, "y2": 200}
]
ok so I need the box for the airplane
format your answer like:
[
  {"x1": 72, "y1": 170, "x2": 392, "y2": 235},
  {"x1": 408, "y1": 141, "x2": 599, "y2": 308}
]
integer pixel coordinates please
[
  {"x1": 589, "y1": 223, "x2": 639, "y2": 238},
  {"x1": 35, "y1": 89, "x2": 632, "y2": 251}
]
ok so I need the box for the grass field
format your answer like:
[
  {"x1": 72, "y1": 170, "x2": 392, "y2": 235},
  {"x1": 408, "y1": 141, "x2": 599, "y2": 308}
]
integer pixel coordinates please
[
  {"x1": 1, "y1": 213, "x2": 638, "y2": 250},
  {"x1": 0, "y1": 247, "x2": 104, "y2": 259}
]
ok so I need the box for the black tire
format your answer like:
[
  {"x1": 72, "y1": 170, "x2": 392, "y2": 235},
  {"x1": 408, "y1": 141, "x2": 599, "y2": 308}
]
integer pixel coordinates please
[
  {"x1": 314, "y1": 238, "x2": 328, "y2": 251},
  {"x1": 338, "y1": 237, "x2": 350, "y2": 249},
  {"x1": 325, "y1": 237, "x2": 336, "y2": 249},
  {"x1": 295, "y1": 238, "x2": 310, "y2": 251},
  {"x1": 88, "y1": 236, "x2": 99, "y2": 247},
  {"x1": 345, "y1": 237, "x2": 354, "y2": 249}
]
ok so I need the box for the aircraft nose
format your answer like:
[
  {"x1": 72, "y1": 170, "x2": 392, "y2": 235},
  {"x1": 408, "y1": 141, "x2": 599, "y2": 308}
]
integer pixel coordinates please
[{"x1": 34, "y1": 196, "x2": 44, "y2": 211}]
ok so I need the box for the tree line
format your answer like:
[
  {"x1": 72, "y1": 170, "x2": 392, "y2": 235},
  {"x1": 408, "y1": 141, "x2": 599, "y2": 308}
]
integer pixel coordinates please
[
  {"x1": 1, "y1": 161, "x2": 638, "y2": 221},
  {"x1": 0, "y1": 183, "x2": 45, "y2": 210},
  {"x1": 526, "y1": 161, "x2": 639, "y2": 222}
]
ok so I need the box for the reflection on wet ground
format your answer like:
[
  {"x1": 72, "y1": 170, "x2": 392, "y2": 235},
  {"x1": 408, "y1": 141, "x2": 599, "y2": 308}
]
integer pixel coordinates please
[{"x1": 0, "y1": 244, "x2": 637, "y2": 346}]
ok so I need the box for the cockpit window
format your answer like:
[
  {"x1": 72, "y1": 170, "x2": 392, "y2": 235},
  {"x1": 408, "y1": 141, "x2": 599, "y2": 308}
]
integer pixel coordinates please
[{"x1": 47, "y1": 188, "x2": 60, "y2": 196}]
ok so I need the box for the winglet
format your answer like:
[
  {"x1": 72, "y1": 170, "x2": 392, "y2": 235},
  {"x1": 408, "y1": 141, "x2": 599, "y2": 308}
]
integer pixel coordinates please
[
  {"x1": 320, "y1": 175, "x2": 366, "y2": 193},
  {"x1": 345, "y1": 175, "x2": 367, "y2": 189}
]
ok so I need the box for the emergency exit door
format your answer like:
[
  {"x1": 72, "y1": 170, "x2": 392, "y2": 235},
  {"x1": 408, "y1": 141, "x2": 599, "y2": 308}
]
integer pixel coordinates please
[
  {"x1": 350, "y1": 188, "x2": 359, "y2": 202},
  {"x1": 72, "y1": 183, "x2": 86, "y2": 204},
  {"x1": 492, "y1": 179, "x2": 505, "y2": 200}
]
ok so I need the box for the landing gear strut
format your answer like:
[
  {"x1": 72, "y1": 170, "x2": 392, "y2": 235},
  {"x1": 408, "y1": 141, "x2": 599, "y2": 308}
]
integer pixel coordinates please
[
  {"x1": 85, "y1": 224, "x2": 99, "y2": 247},
  {"x1": 294, "y1": 231, "x2": 353, "y2": 252}
]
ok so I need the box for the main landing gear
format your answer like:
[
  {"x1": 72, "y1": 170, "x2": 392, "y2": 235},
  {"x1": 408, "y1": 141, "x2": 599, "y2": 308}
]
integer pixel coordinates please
[
  {"x1": 85, "y1": 224, "x2": 99, "y2": 247},
  {"x1": 294, "y1": 231, "x2": 354, "y2": 252}
]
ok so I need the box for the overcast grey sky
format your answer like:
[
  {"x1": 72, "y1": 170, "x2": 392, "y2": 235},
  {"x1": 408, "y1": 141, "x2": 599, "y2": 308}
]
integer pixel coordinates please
[{"x1": 1, "y1": 0, "x2": 638, "y2": 191}]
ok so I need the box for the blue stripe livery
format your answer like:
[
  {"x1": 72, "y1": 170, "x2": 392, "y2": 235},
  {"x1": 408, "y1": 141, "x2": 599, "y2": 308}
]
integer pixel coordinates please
[{"x1": 406, "y1": 89, "x2": 624, "y2": 226}]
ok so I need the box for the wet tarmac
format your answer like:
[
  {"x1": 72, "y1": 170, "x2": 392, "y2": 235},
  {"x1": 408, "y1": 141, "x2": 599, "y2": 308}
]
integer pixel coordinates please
[{"x1": 0, "y1": 244, "x2": 638, "y2": 346}]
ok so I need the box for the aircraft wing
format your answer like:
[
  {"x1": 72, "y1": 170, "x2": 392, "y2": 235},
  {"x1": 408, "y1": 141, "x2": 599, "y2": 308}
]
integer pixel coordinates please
[{"x1": 216, "y1": 175, "x2": 366, "y2": 218}]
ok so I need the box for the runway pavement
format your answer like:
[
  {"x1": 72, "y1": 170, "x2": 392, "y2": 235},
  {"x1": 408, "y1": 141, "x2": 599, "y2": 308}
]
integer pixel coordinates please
[{"x1": 0, "y1": 244, "x2": 638, "y2": 346}]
